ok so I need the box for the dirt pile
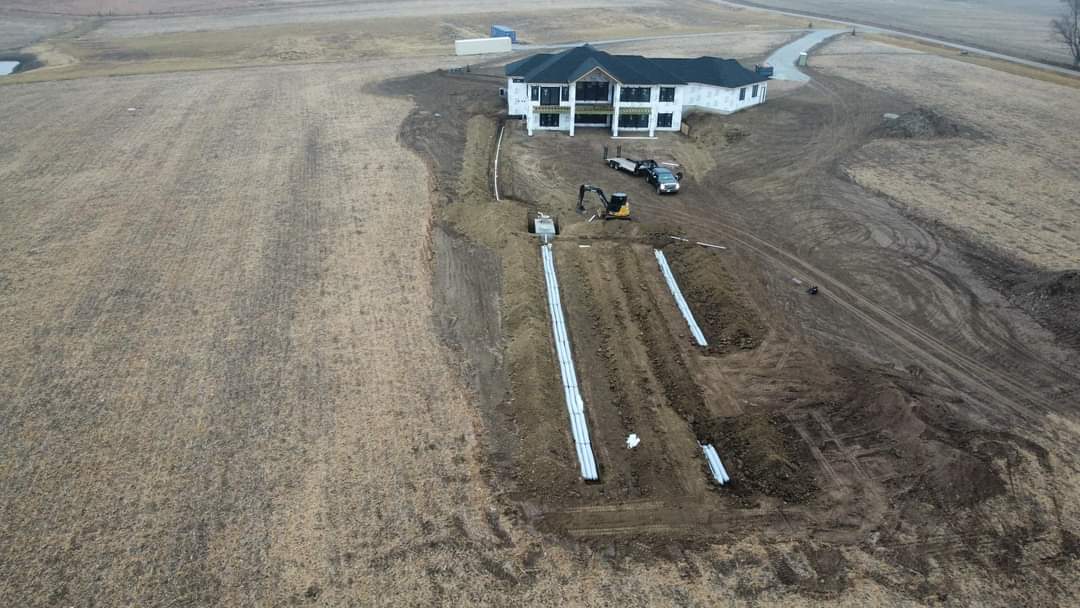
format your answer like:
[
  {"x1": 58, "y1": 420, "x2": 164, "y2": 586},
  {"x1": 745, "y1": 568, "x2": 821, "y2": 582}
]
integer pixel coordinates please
[
  {"x1": 878, "y1": 108, "x2": 969, "y2": 138},
  {"x1": 701, "y1": 412, "x2": 817, "y2": 504},
  {"x1": 683, "y1": 113, "x2": 749, "y2": 145},
  {"x1": 664, "y1": 243, "x2": 766, "y2": 354},
  {"x1": 824, "y1": 377, "x2": 1011, "y2": 511},
  {"x1": 1005, "y1": 269, "x2": 1080, "y2": 349}
]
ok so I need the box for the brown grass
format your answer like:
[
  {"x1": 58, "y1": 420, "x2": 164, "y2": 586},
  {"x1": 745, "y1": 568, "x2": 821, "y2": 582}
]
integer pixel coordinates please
[
  {"x1": 0, "y1": 57, "x2": 521, "y2": 606},
  {"x1": 864, "y1": 33, "x2": 1080, "y2": 90},
  {"x1": 4, "y1": 1, "x2": 809, "y2": 84},
  {"x1": 817, "y1": 35, "x2": 1080, "y2": 270}
]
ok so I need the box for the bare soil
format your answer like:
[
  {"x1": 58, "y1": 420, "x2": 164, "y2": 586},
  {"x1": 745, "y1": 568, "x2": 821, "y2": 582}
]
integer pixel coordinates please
[
  {"x1": 666, "y1": 243, "x2": 767, "y2": 354},
  {"x1": 386, "y1": 54, "x2": 1080, "y2": 604}
]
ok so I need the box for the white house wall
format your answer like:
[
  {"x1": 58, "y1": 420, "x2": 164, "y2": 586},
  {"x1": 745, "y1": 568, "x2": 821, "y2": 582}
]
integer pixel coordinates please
[
  {"x1": 507, "y1": 78, "x2": 530, "y2": 116},
  {"x1": 681, "y1": 82, "x2": 767, "y2": 115},
  {"x1": 505, "y1": 78, "x2": 766, "y2": 135}
]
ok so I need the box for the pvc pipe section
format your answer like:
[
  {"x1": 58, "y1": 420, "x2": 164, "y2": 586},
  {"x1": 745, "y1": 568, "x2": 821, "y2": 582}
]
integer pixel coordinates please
[
  {"x1": 654, "y1": 249, "x2": 708, "y2": 346},
  {"x1": 701, "y1": 444, "x2": 731, "y2": 485},
  {"x1": 493, "y1": 125, "x2": 504, "y2": 202},
  {"x1": 541, "y1": 244, "x2": 599, "y2": 480}
]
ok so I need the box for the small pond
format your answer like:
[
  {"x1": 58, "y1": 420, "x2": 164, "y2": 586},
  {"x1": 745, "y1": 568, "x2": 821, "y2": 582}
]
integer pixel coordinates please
[{"x1": 0, "y1": 61, "x2": 19, "y2": 76}]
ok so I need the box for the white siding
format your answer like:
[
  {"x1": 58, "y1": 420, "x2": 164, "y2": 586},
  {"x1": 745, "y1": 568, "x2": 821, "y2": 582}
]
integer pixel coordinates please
[
  {"x1": 506, "y1": 78, "x2": 530, "y2": 116},
  {"x1": 455, "y1": 37, "x2": 511, "y2": 56},
  {"x1": 679, "y1": 82, "x2": 766, "y2": 115},
  {"x1": 507, "y1": 74, "x2": 767, "y2": 135}
]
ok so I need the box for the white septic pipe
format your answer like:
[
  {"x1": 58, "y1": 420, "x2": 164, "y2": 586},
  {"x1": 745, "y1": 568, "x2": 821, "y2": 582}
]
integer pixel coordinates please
[
  {"x1": 701, "y1": 444, "x2": 730, "y2": 485},
  {"x1": 654, "y1": 249, "x2": 708, "y2": 346},
  {"x1": 541, "y1": 244, "x2": 599, "y2": 480},
  {"x1": 493, "y1": 124, "x2": 505, "y2": 201}
]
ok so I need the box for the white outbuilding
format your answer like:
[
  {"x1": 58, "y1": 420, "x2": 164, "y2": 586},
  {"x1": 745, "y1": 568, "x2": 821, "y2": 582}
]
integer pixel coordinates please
[
  {"x1": 504, "y1": 45, "x2": 770, "y2": 136},
  {"x1": 456, "y1": 36, "x2": 512, "y2": 56}
]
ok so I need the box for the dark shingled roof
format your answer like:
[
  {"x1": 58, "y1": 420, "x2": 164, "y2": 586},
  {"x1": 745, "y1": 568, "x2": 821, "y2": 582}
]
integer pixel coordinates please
[{"x1": 505, "y1": 45, "x2": 768, "y2": 88}]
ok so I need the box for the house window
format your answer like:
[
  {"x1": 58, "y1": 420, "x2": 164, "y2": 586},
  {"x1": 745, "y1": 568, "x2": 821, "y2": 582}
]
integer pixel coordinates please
[
  {"x1": 540, "y1": 86, "x2": 561, "y2": 106},
  {"x1": 561, "y1": 86, "x2": 569, "y2": 102},
  {"x1": 657, "y1": 113, "x2": 673, "y2": 128},
  {"x1": 575, "y1": 113, "x2": 608, "y2": 125},
  {"x1": 576, "y1": 81, "x2": 610, "y2": 102},
  {"x1": 513, "y1": 77, "x2": 524, "y2": 83},
  {"x1": 659, "y1": 87, "x2": 675, "y2": 102},
  {"x1": 539, "y1": 113, "x2": 560, "y2": 127},
  {"x1": 618, "y1": 113, "x2": 649, "y2": 128},
  {"x1": 739, "y1": 87, "x2": 746, "y2": 101},
  {"x1": 619, "y1": 87, "x2": 651, "y2": 103},
  {"x1": 752, "y1": 84, "x2": 759, "y2": 98},
  {"x1": 531, "y1": 86, "x2": 539, "y2": 102}
]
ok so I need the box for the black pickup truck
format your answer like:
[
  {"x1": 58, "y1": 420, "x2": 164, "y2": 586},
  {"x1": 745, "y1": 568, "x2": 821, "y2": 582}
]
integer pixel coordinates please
[{"x1": 645, "y1": 166, "x2": 681, "y2": 194}]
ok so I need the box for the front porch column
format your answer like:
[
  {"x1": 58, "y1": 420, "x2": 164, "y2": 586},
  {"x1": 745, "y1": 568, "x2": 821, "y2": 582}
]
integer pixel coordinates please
[
  {"x1": 527, "y1": 107, "x2": 534, "y2": 136},
  {"x1": 648, "y1": 85, "x2": 657, "y2": 137},
  {"x1": 568, "y1": 84, "x2": 576, "y2": 137},
  {"x1": 612, "y1": 83, "x2": 621, "y2": 137}
]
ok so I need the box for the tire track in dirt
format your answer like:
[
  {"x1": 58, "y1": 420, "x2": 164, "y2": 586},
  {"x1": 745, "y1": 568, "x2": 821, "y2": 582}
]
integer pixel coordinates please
[
  {"x1": 653, "y1": 205, "x2": 1055, "y2": 423},
  {"x1": 632, "y1": 74, "x2": 1076, "y2": 428}
]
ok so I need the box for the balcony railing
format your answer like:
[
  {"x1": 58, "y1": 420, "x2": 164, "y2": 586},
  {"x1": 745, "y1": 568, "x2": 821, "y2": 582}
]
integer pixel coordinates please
[{"x1": 535, "y1": 105, "x2": 651, "y2": 115}]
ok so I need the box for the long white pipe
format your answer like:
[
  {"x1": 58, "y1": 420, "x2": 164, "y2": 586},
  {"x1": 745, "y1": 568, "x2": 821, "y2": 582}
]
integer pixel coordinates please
[
  {"x1": 542, "y1": 244, "x2": 598, "y2": 480},
  {"x1": 654, "y1": 249, "x2": 708, "y2": 346},
  {"x1": 493, "y1": 124, "x2": 505, "y2": 201}
]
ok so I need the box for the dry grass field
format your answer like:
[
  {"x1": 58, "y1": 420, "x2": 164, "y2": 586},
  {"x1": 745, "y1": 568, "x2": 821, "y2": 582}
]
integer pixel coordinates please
[
  {"x1": 0, "y1": 12, "x2": 80, "y2": 51},
  {"x1": 815, "y1": 35, "x2": 1080, "y2": 270},
  {"x1": 3, "y1": 0, "x2": 1080, "y2": 606},
  {"x1": 724, "y1": 0, "x2": 1072, "y2": 66},
  {"x1": 3, "y1": 1, "x2": 806, "y2": 83},
  {"x1": 1, "y1": 0, "x2": 330, "y2": 15},
  {"x1": 0, "y1": 57, "x2": 527, "y2": 605}
]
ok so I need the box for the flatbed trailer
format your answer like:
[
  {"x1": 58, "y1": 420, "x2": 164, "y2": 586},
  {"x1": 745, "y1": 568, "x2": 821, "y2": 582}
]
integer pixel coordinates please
[{"x1": 605, "y1": 157, "x2": 659, "y2": 176}]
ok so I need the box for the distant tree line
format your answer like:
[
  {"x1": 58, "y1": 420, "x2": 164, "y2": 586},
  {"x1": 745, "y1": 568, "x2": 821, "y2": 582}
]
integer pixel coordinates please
[{"x1": 1052, "y1": 0, "x2": 1080, "y2": 68}]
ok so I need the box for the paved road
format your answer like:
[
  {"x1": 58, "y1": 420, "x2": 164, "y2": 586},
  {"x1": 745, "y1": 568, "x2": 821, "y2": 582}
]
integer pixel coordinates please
[
  {"x1": 765, "y1": 29, "x2": 843, "y2": 81},
  {"x1": 713, "y1": 0, "x2": 1080, "y2": 77}
]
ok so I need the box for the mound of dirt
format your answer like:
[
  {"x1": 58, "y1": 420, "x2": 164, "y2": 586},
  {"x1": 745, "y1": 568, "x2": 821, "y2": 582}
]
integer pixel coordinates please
[
  {"x1": 913, "y1": 450, "x2": 1006, "y2": 510},
  {"x1": 683, "y1": 113, "x2": 749, "y2": 145},
  {"x1": 878, "y1": 108, "x2": 969, "y2": 139},
  {"x1": 701, "y1": 413, "x2": 817, "y2": 504},
  {"x1": 664, "y1": 243, "x2": 766, "y2": 355},
  {"x1": 1004, "y1": 270, "x2": 1080, "y2": 348}
]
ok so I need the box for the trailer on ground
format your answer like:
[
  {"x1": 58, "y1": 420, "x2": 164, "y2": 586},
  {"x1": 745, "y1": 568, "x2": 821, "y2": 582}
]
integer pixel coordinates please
[{"x1": 605, "y1": 156, "x2": 660, "y2": 176}]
